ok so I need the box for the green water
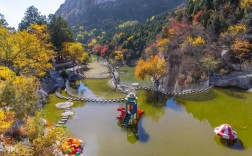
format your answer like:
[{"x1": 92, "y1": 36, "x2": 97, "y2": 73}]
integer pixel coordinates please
[
  {"x1": 42, "y1": 76, "x2": 252, "y2": 155},
  {"x1": 179, "y1": 88, "x2": 252, "y2": 149},
  {"x1": 64, "y1": 87, "x2": 252, "y2": 156},
  {"x1": 81, "y1": 79, "x2": 126, "y2": 99},
  {"x1": 41, "y1": 79, "x2": 125, "y2": 125}
]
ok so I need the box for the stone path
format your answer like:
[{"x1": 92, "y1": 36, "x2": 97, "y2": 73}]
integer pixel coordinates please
[{"x1": 84, "y1": 57, "x2": 110, "y2": 78}]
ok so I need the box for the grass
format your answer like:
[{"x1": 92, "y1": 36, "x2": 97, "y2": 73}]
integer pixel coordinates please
[{"x1": 119, "y1": 66, "x2": 153, "y2": 87}]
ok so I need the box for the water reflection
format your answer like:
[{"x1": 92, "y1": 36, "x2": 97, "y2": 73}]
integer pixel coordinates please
[
  {"x1": 166, "y1": 97, "x2": 183, "y2": 111},
  {"x1": 117, "y1": 118, "x2": 149, "y2": 144},
  {"x1": 220, "y1": 87, "x2": 247, "y2": 99},
  {"x1": 178, "y1": 89, "x2": 216, "y2": 101},
  {"x1": 137, "y1": 91, "x2": 167, "y2": 122},
  {"x1": 214, "y1": 136, "x2": 244, "y2": 150},
  {"x1": 77, "y1": 82, "x2": 96, "y2": 98}
]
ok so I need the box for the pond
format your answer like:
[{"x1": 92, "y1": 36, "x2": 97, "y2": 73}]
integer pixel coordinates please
[{"x1": 43, "y1": 78, "x2": 252, "y2": 156}]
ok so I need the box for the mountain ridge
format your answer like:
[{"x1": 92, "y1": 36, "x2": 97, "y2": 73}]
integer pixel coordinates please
[{"x1": 55, "y1": 0, "x2": 184, "y2": 29}]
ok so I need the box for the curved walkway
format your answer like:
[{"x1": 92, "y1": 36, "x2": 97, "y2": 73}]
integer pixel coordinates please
[
  {"x1": 56, "y1": 87, "x2": 127, "y2": 103},
  {"x1": 55, "y1": 58, "x2": 214, "y2": 102}
]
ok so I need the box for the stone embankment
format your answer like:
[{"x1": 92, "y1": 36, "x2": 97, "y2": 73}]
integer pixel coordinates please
[{"x1": 210, "y1": 71, "x2": 252, "y2": 89}]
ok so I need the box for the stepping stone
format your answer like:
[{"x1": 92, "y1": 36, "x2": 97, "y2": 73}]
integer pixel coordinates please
[
  {"x1": 113, "y1": 99, "x2": 116, "y2": 102},
  {"x1": 104, "y1": 100, "x2": 108, "y2": 103},
  {"x1": 62, "y1": 117, "x2": 69, "y2": 120},
  {"x1": 92, "y1": 99, "x2": 95, "y2": 102},
  {"x1": 56, "y1": 124, "x2": 62, "y2": 127},
  {"x1": 58, "y1": 121, "x2": 65, "y2": 124},
  {"x1": 61, "y1": 118, "x2": 68, "y2": 122}
]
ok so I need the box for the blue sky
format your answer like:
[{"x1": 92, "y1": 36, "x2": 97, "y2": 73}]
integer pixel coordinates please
[{"x1": 0, "y1": 0, "x2": 65, "y2": 29}]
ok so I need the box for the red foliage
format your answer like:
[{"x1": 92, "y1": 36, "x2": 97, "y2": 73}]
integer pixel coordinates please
[
  {"x1": 169, "y1": 18, "x2": 193, "y2": 36},
  {"x1": 193, "y1": 10, "x2": 203, "y2": 22},
  {"x1": 93, "y1": 44, "x2": 102, "y2": 53},
  {"x1": 101, "y1": 46, "x2": 108, "y2": 56}
]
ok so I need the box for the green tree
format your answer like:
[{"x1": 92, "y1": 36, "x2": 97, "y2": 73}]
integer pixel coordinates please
[
  {"x1": 48, "y1": 15, "x2": 74, "y2": 50},
  {"x1": 0, "y1": 13, "x2": 8, "y2": 27},
  {"x1": 18, "y1": 6, "x2": 47, "y2": 31}
]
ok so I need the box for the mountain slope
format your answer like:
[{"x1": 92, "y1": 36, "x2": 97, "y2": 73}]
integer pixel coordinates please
[{"x1": 55, "y1": 0, "x2": 184, "y2": 28}]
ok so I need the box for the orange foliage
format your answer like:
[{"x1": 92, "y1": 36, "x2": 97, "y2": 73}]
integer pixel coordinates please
[
  {"x1": 232, "y1": 39, "x2": 252, "y2": 60},
  {"x1": 193, "y1": 10, "x2": 203, "y2": 22},
  {"x1": 135, "y1": 55, "x2": 167, "y2": 81}
]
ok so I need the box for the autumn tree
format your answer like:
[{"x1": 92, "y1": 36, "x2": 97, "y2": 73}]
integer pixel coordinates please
[
  {"x1": 19, "y1": 6, "x2": 47, "y2": 31},
  {"x1": 232, "y1": 39, "x2": 252, "y2": 69},
  {"x1": 0, "y1": 66, "x2": 39, "y2": 117},
  {"x1": 0, "y1": 25, "x2": 53, "y2": 77},
  {"x1": 32, "y1": 127, "x2": 71, "y2": 156},
  {"x1": 220, "y1": 24, "x2": 247, "y2": 46},
  {"x1": 241, "y1": 0, "x2": 252, "y2": 9},
  {"x1": 0, "y1": 110, "x2": 15, "y2": 134},
  {"x1": 135, "y1": 55, "x2": 167, "y2": 90},
  {"x1": 114, "y1": 50, "x2": 124, "y2": 64},
  {"x1": 63, "y1": 42, "x2": 89, "y2": 66}
]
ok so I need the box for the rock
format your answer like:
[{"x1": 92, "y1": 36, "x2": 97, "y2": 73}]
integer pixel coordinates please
[
  {"x1": 248, "y1": 88, "x2": 252, "y2": 92},
  {"x1": 56, "y1": 102, "x2": 73, "y2": 109},
  {"x1": 62, "y1": 111, "x2": 74, "y2": 116}
]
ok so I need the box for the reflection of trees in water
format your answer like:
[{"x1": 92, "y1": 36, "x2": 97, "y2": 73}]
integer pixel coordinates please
[
  {"x1": 219, "y1": 87, "x2": 247, "y2": 99},
  {"x1": 177, "y1": 89, "x2": 216, "y2": 101},
  {"x1": 137, "y1": 90, "x2": 167, "y2": 122}
]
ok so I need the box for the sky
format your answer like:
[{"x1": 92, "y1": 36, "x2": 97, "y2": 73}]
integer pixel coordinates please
[{"x1": 0, "y1": 0, "x2": 65, "y2": 29}]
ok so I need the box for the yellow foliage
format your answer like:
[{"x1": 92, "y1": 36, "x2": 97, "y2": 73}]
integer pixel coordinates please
[
  {"x1": 32, "y1": 127, "x2": 71, "y2": 156},
  {"x1": 87, "y1": 39, "x2": 97, "y2": 47},
  {"x1": 150, "y1": 16, "x2": 155, "y2": 21},
  {"x1": 0, "y1": 66, "x2": 15, "y2": 81},
  {"x1": 127, "y1": 36, "x2": 134, "y2": 41},
  {"x1": 241, "y1": 0, "x2": 252, "y2": 9},
  {"x1": 228, "y1": 25, "x2": 246, "y2": 33},
  {"x1": 0, "y1": 25, "x2": 53, "y2": 77},
  {"x1": 135, "y1": 55, "x2": 166, "y2": 81},
  {"x1": 0, "y1": 110, "x2": 15, "y2": 133},
  {"x1": 157, "y1": 38, "x2": 169, "y2": 53},
  {"x1": 63, "y1": 42, "x2": 89, "y2": 64},
  {"x1": 187, "y1": 36, "x2": 206, "y2": 46},
  {"x1": 232, "y1": 39, "x2": 252, "y2": 60},
  {"x1": 114, "y1": 50, "x2": 123, "y2": 62},
  {"x1": 113, "y1": 33, "x2": 124, "y2": 42}
]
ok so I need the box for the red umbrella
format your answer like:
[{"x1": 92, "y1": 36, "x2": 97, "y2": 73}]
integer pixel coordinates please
[{"x1": 214, "y1": 124, "x2": 238, "y2": 140}]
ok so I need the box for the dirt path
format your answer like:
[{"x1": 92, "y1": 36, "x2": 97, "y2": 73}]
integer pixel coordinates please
[{"x1": 84, "y1": 57, "x2": 110, "y2": 77}]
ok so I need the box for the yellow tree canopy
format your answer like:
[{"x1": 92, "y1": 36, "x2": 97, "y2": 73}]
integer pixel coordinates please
[
  {"x1": 232, "y1": 39, "x2": 252, "y2": 60},
  {"x1": 0, "y1": 66, "x2": 16, "y2": 81},
  {"x1": 0, "y1": 110, "x2": 15, "y2": 133},
  {"x1": 114, "y1": 50, "x2": 123, "y2": 62},
  {"x1": 186, "y1": 36, "x2": 206, "y2": 46},
  {"x1": 241, "y1": 0, "x2": 252, "y2": 9},
  {"x1": 0, "y1": 25, "x2": 53, "y2": 77},
  {"x1": 63, "y1": 42, "x2": 89, "y2": 64},
  {"x1": 0, "y1": 66, "x2": 39, "y2": 117},
  {"x1": 135, "y1": 55, "x2": 167, "y2": 81}
]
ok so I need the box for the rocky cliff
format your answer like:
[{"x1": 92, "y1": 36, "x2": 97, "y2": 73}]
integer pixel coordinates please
[{"x1": 55, "y1": 0, "x2": 184, "y2": 28}]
